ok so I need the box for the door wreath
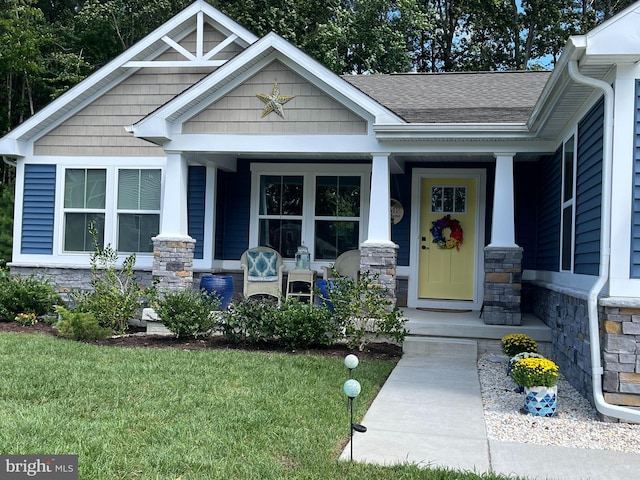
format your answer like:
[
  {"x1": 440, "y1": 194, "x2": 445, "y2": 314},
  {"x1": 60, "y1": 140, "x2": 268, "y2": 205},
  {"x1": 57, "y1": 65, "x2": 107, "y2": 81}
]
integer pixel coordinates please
[{"x1": 430, "y1": 215, "x2": 463, "y2": 250}]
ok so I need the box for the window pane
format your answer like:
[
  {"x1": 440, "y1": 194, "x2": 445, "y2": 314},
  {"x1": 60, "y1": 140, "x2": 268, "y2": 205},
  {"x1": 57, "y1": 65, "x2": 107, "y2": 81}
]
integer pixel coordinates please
[
  {"x1": 563, "y1": 136, "x2": 574, "y2": 202},
  {"x1": 86, "y1": 170, "x2": 106, "y2": 209},
  {"x1": 260, "y1": 175, "x2": 303, "y2": 216},
  {"x1": 259, "y1": 219, "x2": 301, "y2": 258},
  {"x1": 64, "y1": 213, "x2": 105, "y2": 251},
  {"x1": 561, "y1": 205, "x2": 573, "y2": 271},
  {"x1": 140, "y1": 169, "x2": 161, "y2": 210},
  {"x1": 118, "y1": 169, "x2": 140, "y2": 210},
  {"x1": 315, "y1": 220, "x2": 359, "y2": 260},
  {"x1": 118, "y1": 214, "x2": 159, "y2": 253},
  {"x1": 431, "y1": 187, "x2": 443, "y2": 213},
  {"x1": 455, "y1": 187, "x2": 466, "y2": 213},
  {"x1": 338, "y1": 176, "x2": 360, "y2": 216},
  {"x1": 315, "y1": 176, "x2": 337, "y2": 216},
  {"x1": 443, "y1": 187, "x2": 454, "y2": 212}
]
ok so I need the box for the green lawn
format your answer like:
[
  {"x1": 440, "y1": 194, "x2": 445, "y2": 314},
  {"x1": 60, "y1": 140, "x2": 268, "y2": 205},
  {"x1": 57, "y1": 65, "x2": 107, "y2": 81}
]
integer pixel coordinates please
[{"x1": 0, "y1": 332, "x2": 524, "y2": 480}]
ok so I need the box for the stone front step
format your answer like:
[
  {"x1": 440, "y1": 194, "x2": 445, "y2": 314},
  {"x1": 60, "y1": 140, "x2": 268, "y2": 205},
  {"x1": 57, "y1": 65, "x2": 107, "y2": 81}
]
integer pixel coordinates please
[{"x1": 403, "y1": 337, "x2": 478, "y2": 358}]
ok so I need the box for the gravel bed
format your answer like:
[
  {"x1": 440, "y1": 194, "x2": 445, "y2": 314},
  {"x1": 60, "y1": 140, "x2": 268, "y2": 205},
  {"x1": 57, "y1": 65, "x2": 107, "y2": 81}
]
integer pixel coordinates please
[{"x1": 478, "y1": 353, "x2": 640, "y2": 453}]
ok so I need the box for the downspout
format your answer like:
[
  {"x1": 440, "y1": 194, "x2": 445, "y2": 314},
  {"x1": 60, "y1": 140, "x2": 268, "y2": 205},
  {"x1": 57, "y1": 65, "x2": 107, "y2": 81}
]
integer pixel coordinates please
[
  {"x1": 567, "y1": 60, "x2": 640, "y2": 422},
  {"x1": 2, "y1": 156, "x2": 16, "y2": 168}
]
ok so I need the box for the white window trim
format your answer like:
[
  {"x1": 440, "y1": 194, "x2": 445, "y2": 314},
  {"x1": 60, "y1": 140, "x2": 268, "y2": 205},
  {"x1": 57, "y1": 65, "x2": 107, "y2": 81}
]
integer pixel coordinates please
[
  {"x1": 249, "y1": 163, "x2": 371, "y2": 269},
  {"x1": 560, "y1": 132, "x2": 577, "y2": 273}
]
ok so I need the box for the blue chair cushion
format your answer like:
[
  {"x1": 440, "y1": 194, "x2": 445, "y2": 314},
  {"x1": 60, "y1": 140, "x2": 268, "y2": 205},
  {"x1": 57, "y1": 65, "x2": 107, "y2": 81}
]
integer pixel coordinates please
[{"x1": 247, "y1": 250, "x2": 278, "y2": 281}]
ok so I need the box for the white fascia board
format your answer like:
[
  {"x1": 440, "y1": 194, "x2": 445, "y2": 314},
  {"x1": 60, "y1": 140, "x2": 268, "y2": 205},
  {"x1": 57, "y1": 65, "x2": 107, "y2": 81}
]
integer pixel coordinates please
[
  {"x1": 1, "y1": 1, "x2": 256, "y2": 144},
  {"x1": 164, "y1": 134, "x2": 381, "y2": 154},
  {"x1": 135, "y1": 32, "x2": 403, "y2": 138},
  {"x1": 374, "y1": 123, "x2": 533, "y2": 139}
]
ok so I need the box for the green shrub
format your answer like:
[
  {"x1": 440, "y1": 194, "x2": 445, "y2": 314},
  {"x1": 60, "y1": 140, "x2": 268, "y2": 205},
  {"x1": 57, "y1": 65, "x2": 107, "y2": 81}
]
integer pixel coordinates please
[
  {"x1": 55, "y1": 306, "x2": 111, "y2": 341},
  {"x1": 273, "y1": 298, "x2": 338, "y2": 349},
  {"x1": 217, "y1": 296, "x2": 278, "y2": 344},
  {"x1": 71, "y1": 222, "x2": 158, "y2": 333},
  {"x1": 0, "y1": 268, "x2": 62, "y2": 321},
  {"x1": 324, "y1": 271, "x2": 408, "y2": 351},
  {"x1": 153, "y1": 288, "x2": 220, "y2": 338}
]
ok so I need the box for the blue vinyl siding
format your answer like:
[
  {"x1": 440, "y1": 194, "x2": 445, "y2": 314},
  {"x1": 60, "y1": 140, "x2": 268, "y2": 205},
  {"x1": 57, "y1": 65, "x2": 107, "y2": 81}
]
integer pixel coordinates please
[
  {"x1": 187, "y1": 166, "x2": 206, "y2": 260},
  {"x1": 21, "y1": 164, "x2": 56, "y2": 254},
  {"x1": 215, "y1": 163, "x2": 251, "y2": 260},
  {"x1": 515, "y1": 162, "x2": 539, "y2": 270},
  {"x1": 536, "y1": 149, "x2": 562, "y2": 271},
  {"x1": 575, "y1": 97, "x2": 603, "y2": 276},
  {"x1": 632, "y1": 80, "x2": 640, "y2": 277},
  {"x1": 391, "y1": 173, "x2": 410, "y2": 266}
]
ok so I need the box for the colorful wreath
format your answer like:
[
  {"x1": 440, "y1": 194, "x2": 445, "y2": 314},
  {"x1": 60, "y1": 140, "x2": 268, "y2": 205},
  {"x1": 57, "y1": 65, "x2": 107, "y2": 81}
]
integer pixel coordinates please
[{"x1": 430, "y1": 215, "x2": 463, "y2": 250}]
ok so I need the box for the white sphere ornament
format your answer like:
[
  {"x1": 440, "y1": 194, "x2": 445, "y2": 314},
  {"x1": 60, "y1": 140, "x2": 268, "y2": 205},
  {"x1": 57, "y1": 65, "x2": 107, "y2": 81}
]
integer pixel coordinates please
[
  {"x1": 343, "y1": 379, "x2": 361, "y2": 398},
  {"x1": 344, "y1": 354, "x2": 359, "y2": 370}
]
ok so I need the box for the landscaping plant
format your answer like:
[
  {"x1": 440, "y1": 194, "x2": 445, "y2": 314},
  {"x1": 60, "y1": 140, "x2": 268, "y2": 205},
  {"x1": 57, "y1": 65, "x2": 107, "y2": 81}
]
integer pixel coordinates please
[
  {"x1": 153, "y1": 287, "x2": 221, "y2": 338},
  {"x1": 71, "y1": 222, "x2": 157, "y2": 334},
  {"x1": 272, "y1": 297, "x2": 339, "y2": 349},
  {"x1": 510, "y1": 357, "x2": 559, "y2": 388},
  {"x1": 217, "y1": 296, "x2": 278, "y2": 344},
  {"x1": 0, "y1": 266, "x2": 61, "y2": 321},
  {"x1": 324, "y1": 271, "x2": 408, "y2": 351},
  {"x1": 500, "y1": 333, "x2": 538, "y2": 358},
  {"x1": 55, "y1": 305, "x2": 111, "y2": 341}
]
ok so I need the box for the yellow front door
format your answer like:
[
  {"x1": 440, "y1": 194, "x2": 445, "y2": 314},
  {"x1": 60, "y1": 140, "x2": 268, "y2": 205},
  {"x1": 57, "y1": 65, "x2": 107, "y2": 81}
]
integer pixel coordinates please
[{"x1": 418, "y1": 177, "x2": 476, "y2": 300}]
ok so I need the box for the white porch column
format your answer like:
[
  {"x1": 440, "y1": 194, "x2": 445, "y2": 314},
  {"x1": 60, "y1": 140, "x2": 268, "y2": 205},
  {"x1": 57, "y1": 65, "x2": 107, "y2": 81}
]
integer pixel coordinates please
[
  {"x1": 489, "y1": 154, "x2": 517, "y2": 247},
  {"x1": 364, "y1": 154, "x2": 392, "y2": 245},
  {"x1": 159, "y1": 152, "x2": 190, "y2": 238}
]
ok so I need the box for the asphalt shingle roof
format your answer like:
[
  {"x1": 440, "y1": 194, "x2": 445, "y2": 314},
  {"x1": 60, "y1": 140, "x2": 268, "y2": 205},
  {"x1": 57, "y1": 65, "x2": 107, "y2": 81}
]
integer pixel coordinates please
[{"x1": 341, "y1": 70, "x2": 552, "y2": 124}]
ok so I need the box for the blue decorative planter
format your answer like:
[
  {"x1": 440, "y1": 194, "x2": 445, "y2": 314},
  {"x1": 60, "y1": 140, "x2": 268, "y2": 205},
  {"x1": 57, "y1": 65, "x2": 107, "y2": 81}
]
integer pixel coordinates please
[
  {"x1": 315, "y1": 279, "x2": 337, "y2": 311},
  {"x1": 523, "y1": 385, "x2": 557, "y2": 417},
  {"x1": 200, "y1": 275, "x2": 234, "y2": 309}
]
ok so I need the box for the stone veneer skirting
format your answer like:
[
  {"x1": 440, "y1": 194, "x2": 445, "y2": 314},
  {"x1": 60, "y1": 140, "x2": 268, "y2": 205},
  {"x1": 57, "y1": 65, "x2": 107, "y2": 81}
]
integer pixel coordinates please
[
  {"x1": 483, "y1": 246, "x2": 523, "y2": 325},
  {"x1": 152, "y1": 236, "x2": 195, "y2": 289},
  {"x1": 528, "y1": 282, "x2": 640, "y2": 417},
  {"x1": 359, "y1": 242, "x2": 398, "y2": 302}
]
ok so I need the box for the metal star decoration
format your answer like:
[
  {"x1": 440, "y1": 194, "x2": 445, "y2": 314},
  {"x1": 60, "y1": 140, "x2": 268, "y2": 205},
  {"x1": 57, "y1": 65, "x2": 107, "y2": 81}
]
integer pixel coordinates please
[{"x1": 256, "y1": 81, "x2": 295, "y2": 119}]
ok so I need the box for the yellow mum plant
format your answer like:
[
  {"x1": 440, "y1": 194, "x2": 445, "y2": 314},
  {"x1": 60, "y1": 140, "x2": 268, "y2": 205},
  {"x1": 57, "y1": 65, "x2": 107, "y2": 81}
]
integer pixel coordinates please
[
  {"x1": 501, "y1": 333, "x2": 538, "y2": 357},
  {"x1": 510, "y1": 357, "x2": 559, "y2": 388}
]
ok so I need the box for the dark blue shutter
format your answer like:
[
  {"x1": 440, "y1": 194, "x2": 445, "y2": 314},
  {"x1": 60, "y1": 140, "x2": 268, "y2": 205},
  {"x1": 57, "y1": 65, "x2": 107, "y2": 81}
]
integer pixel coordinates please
[
  {"x1": 21, "y1": 164, "x2": 56, "y2": 254},
  {"x1": 536, "y1": 149, "x2": 562, "y2": 271},
  {"x1": 187, "y1": 166, "x2": 206, "y2": 260}
]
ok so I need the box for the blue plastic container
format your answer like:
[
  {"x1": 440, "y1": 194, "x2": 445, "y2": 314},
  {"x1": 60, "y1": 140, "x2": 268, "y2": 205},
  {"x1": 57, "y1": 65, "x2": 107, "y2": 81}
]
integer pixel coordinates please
[
  {"x1": 315, "y1": 279, "x2": 337, "y2": 311},
  {"x1": 200, "y1": 275, "x2": 234, "y2": 309}
]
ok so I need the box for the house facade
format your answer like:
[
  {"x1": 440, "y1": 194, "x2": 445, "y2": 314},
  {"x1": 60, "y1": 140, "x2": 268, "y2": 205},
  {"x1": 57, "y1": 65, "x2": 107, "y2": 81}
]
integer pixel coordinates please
[{"x1": 2, "y1": 0, "x2": 640, "y2": 421}]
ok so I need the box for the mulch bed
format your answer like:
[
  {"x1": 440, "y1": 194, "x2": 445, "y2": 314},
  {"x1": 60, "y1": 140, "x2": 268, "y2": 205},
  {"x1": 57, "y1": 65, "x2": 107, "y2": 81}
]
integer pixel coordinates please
[{"x1": 0, "y1": 320, "x2": 403, "y2": 362}]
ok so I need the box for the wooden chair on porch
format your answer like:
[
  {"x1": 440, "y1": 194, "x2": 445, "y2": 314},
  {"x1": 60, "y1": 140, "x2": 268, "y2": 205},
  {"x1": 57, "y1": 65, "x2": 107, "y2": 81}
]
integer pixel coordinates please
[
  {"x1": 322, "y1": 249, "x2": 361, "y2": 281},
  {"x1": 240, "y1": 246, "x2": 285, "y2": 304}
]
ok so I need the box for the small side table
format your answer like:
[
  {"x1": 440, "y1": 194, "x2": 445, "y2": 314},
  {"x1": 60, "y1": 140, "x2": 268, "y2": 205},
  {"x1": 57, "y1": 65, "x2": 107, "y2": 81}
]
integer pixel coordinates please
[{"x1": 286, "y1": 269, "x2": 316, "y2": 303}]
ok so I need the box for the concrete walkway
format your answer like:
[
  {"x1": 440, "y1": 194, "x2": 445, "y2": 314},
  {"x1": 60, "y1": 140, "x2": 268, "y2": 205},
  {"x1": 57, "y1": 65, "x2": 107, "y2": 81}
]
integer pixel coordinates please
[{"x1": 340, "y1": 345, "x2": 640, "y2": 479}]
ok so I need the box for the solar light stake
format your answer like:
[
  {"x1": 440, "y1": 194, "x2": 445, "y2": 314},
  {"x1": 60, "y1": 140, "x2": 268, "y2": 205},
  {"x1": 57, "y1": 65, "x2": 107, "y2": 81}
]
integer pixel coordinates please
[{"x1": 343, "y1": 355, "x2": 366, "y2": 461}]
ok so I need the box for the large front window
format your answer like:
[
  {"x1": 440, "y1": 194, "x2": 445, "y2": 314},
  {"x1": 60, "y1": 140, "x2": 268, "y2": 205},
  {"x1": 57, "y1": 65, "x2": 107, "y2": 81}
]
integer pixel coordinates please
[
  {"x1": 63, "y1": 168, "x2": 106, "y2": 251},
  {"x1": 251, "y1": 165, "x2": 368, "y2": 261}
]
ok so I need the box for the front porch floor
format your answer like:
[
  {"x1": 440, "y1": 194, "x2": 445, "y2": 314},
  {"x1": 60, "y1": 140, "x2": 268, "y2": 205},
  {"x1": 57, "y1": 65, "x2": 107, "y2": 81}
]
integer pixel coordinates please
[{"x1": 400, "y1": 308, "x2": 552, "y2": 356}]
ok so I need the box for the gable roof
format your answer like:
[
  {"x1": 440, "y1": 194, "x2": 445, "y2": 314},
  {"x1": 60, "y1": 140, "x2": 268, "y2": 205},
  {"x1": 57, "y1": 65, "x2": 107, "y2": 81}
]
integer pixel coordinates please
[
  {"x1": 0, "y1": 0, "x2": 257, "y2": 157},
  {"x1": 343, "y1": 71, "x2": 552, "y2": 123},
  {"x1": 129, "y1": 32, "x2": 404, "y2": 143}
]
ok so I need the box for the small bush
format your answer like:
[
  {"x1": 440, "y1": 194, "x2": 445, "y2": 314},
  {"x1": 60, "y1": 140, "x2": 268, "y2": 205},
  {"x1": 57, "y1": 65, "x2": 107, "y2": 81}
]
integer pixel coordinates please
[
  {"x1": 0, "y1": 268, "x2": 62, "y2": 321},
  {"x1": 325, "y1": 271, "x2": 408, "y2": 351},
  {"x1": 153, "y1": 288, "x2": 220, "y2": 338},
  {"x1": 218, "y1": 296, "x2": 278, "y2": 344},
  {"x1": 273, "y1": 298, "x2": 338, "y2": 349},
  {"x1": 55, "y1": 306, "x2": 111, "y2": 341}
]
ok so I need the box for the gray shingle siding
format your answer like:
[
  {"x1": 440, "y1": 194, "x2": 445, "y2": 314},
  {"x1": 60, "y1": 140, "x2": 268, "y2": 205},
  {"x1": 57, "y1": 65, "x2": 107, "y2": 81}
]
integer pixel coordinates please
[
  {"x1": 632, "y1": 80, "x2": 640, "y2": 278},
  {"x1": 21, "y1": 164, "x2": 56, "y2": 254},
  {"x1": 575, "y1": 97, "x2": 604, "y2": 276}
]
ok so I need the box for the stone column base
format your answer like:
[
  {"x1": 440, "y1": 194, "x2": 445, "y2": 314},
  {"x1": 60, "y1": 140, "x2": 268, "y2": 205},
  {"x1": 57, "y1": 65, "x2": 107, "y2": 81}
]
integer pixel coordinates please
[
  {"x1": 359, "y1": 242, "x2": 398, "y2": 303},
  {"x1": 483, "y1": 246, "x2": 522, "y2": 325},
  {"x1": 152, "y1": 235, "x2": 196, "y2": 290}
]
